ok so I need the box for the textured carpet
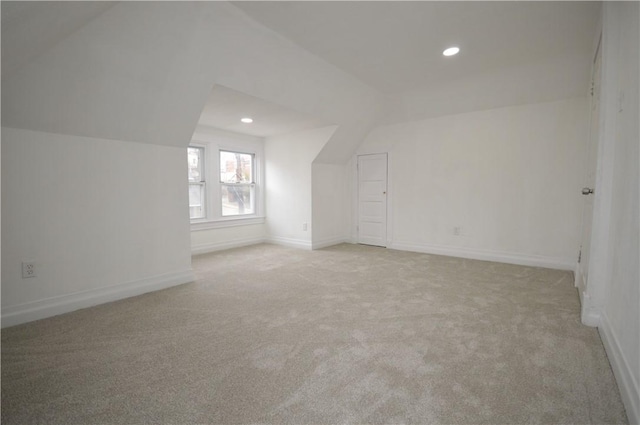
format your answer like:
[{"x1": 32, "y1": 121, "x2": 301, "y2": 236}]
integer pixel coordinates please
[{"x1": 1, "y1": 243, "x2": 628, "y2": 424}]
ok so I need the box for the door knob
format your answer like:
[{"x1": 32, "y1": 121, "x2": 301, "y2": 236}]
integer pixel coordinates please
[{"x1": 582, "y1": 187, "x2": 594, "y2": 195}]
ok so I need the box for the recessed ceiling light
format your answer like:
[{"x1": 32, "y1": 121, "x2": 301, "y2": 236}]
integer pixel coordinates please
[
  {"x1": 443, "y1": 47, "x2": 460, "y2": 57},
  {"x1": 240, "y1": 117, "x2": 253, "y2": 124}
]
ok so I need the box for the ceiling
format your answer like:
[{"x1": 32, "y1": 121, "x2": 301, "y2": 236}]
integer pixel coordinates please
[
  {"x1": 233, "y1": 1, "x2": 601, "y2": 94},
  {"x1": 1, "y1": 1, "x2": 115, "y2": 77},
  {"x1": 1, "y1": 1, "x2": 601, "y2": 139},
  {"x1": 197, "y1": 85, "x2": 330, "y2": 138}
]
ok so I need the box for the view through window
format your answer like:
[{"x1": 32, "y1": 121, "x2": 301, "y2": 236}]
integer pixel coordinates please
[
  {"x1": 220, "y1": 150, "x2": 255, "y2": 216},
  {"x1": 188, "y1": 145, "x2": 258, "y2": 222}
]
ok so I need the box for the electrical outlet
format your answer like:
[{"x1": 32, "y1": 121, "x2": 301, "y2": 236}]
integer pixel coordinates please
[
  {"x1": 22, "y1": 262, "x2": 37, "y2": 278},
  {"x1": 302, "y1": 222, "x2": 308, "y2": 231}
]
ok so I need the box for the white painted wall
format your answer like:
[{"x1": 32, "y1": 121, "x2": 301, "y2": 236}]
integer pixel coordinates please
[
  {"x1": 1, "y1": 127, "x2": 193, "y2": 326},
  {"x1": 191, "y1": 225, "x2": 267, "y2": 256},
  {"x1": 311, "y1": 163, "x2": 350, "y2": 249},
  {"x1": 588, "y1": 3, "x2": 639, "y2": 423},
  {"x1": 358, "y1": 97, "x2": 589, "y2": 269},
  {"x1": 265, "y1": 126, "x2": 337, "y2": 248}
]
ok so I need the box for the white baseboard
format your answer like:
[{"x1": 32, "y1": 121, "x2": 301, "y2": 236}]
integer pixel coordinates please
[
  {"x1": 312, "y1": 236, "x2": 348, "y2": 250},
  {"x1": 581, "y1": 308, "x2": 601, "y2": 327},
  {"x1": 599, "y1": 313, "x2": 640, "y2": 425},
  {"x1": 267, "y1": 236, "x2": 312, "y2": 250},
  {"x1": 575, "y1": 262, "x2": 584, "y2": 288},
  {"x1": 390, "y1": 241, "x2": 574, "y2": 271},
  {"x1": 1, "y1": 269, "x2": 195, "y2": 328},
  {"x1": 580, "y1": 290, "x2": 601, "y2": 327},
  {"x1": 191, "y1": 236, "x2": 265, "y2": 255},
  {"x1": 574, "y1": 262, "x2": 587, "y2": 308}
]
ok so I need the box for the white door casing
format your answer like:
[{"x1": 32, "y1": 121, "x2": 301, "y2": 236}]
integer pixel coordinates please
[
  {"x1": 358, "y1": 153, "x2": 388, "y2": 247},
  {"x1": 577, "y1": 36, "x2": 601, "y2": 301}
]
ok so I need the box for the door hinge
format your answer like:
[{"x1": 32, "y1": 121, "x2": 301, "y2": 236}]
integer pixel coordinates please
[{"x1": 578, "y1": 249, "x2": 582, "y2": 263}]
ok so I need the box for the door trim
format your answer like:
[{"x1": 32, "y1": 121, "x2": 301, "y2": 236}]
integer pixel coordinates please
[{"x1": 356, "y1": 152, "x2": 390, "y2": 247}]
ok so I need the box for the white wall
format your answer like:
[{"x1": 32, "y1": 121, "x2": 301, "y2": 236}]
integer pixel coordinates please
[
  {"x1": 357, "y1": 97, "x2": 589, "y2": 269},
  {"x1": 191, "y1": 225, "x2": 267, "y2": 256},
  {"x1": 590, "y1": 3, "x2": 639, "y2": 423},
  {"x1": 1, "y1": 127, "x2": 193, "y2": 327},
  {"x1": 265, "y1": 126, "x2": 337, "y2": 249},
  {"x1": 311, "y1": 163, "x2": 350, "y2": 249}
]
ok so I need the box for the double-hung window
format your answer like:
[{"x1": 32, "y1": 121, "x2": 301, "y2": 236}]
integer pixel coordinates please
[
  {"x1": 188, "y1": 136, "x2": 263, "y2": 228},
  {"x1": 220, "y1": 150, "x2": 255, "y2": 216},
  {"x1": 187, "y1": 146, "x2": 205, "y2": 220}
]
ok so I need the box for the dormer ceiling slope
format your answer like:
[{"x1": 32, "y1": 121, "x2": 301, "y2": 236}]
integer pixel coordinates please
[
  {"x1": 1, "y1": 1, "x2": 600, "y2": 162},
  {"x1": 1, "y1": 1, "x2": 383, "y2": 163},
  {"x1": 1, "y1": 1, "x2": 116, "y2": 78},
  {"x1": 235, "y1": 1, "x2": 601, "y2": 124},
  {"x1": 234, "y1": 1, "x2": 600, "y2": 95}
]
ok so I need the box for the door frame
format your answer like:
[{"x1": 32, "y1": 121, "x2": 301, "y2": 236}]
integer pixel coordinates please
[
  {"x1": 353, "y1": 151, "x2": 392, "y2": 247},
  {"x1": 579, "y1": 7, "x2": 622, "y2": 327},
  {"x1": 575, "y1": 32, "x2": 602, "y2": 308}
]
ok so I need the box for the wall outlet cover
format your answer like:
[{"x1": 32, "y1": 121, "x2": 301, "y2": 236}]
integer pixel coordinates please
[{"x1": 22, "y1": 262, "x2": 37, "y2": 278}]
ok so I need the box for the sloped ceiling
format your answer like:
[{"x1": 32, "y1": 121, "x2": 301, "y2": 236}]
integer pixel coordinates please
[
  {"x1": 234, "y1": 1, "x2": 600, "y2": 95},
  {"x1": 1, "y1": 1, "x2": 382, "y2": 162},
  {"x1": 1, "y1": 1, "x2": 600, "y2": 162},
  {"x1": 1, "y1": 1, "x2": 115, "y2": 77}
]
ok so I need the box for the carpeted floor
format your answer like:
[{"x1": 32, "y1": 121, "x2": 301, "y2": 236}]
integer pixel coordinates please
[{"x1": 1, "y1": 243, "x2": 628, "y2": 424}]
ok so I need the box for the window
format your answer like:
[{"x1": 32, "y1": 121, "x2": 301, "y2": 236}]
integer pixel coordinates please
[
  {"x1": 188, "y1": 146, "x2": 205, "y2": 219},
  {"x1": 188, "y1": 138, "x2": 263, "y2": 228},
  {"x1": 220, "y1": 150, "x2": 255, "y2": 216}
]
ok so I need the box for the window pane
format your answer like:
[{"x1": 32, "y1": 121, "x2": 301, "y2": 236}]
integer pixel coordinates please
[
  {"x1": 188, "y1": 147, "x2": 204, "y2": 182},
  {"x1": 189, "y1": 183, "x2": 206, "y2": 219},
  {"x1": 221, "y1": 184, "x2": 254, "y2": 216},
  {"x1": 220, "y1": 151, "x2": 253, "y2": 183}
]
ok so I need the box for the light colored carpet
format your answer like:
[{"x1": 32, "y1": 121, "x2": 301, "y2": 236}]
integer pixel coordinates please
[{"x1": 1, "y1": 243, "x2": 628, "y2": 424}]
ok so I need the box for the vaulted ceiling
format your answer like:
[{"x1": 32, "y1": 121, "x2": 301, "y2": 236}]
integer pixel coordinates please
[
  {"x1": 234, "y1": 1, "x2": 600, "y2": 94},
  {"x1": 1, "y1": 1, "x2": 600, "y2": 162},
  {"x1": 1, "y1": 1, "x2": 115, "y2": 77}
]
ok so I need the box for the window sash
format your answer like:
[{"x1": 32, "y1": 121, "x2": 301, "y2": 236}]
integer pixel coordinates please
[
  {"x1": 187, "y1": 146, "x2": 205, "y2": 183},
  {"x1": 220, "y1": 182, "x2": 255, "y2": 216},
  {"x1": 188, "y1": 181, "x2": 206, "y2": 220},
  {"x1": 219, "y1": 150, "x2": 255, "y2": 184},
  {"x1": 189, "y1": 143, "x2": 262, "y2": 223}
]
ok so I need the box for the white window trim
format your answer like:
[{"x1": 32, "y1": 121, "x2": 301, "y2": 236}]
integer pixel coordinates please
[
  {"x1": 190, "y1": 216, "x2": 266, "y2": 231},
  {"x1": 189, "y1": 133, "x2": 265, "y2": 230}
]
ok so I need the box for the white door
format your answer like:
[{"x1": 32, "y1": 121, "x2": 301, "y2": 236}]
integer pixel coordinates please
[
  {"x1": 358, "y1": 153, "x2": 388, "y2": 247},
  {"x1": 577, "y1": 39, "x2": 601, "y2": 298}
]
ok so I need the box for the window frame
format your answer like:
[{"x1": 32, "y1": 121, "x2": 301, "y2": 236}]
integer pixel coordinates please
[
  {"x1": 188, "y1": 135, "x2": 264, "y2": 231},
  {"x1": 187, "y1": 146, "x2": 206, "y2": 220},
  {"x1": 219, "y1": 149, "x2": 256, "y2": 217}
]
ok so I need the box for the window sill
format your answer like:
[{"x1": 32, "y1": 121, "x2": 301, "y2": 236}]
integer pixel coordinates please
[{"x1": 190, "y1": 216, "x2": 265, "y2": 231}]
